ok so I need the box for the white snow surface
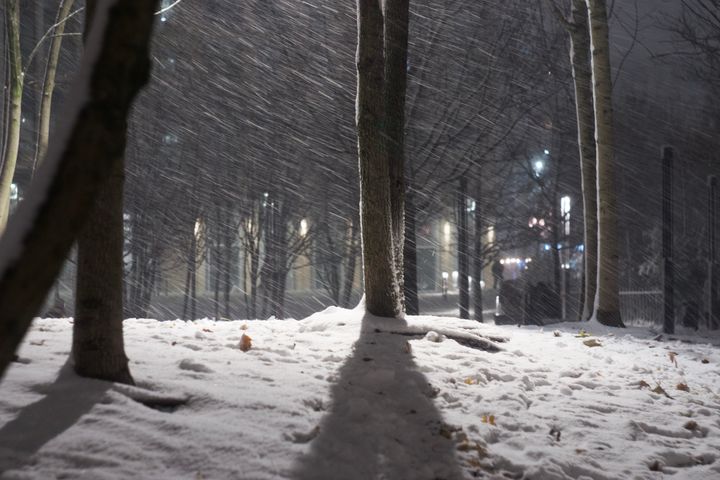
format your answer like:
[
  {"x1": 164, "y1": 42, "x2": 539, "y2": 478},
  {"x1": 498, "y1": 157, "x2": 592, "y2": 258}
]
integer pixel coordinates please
[{"x1": 1, "y1": 306, "x2": 719, "y2": 479}]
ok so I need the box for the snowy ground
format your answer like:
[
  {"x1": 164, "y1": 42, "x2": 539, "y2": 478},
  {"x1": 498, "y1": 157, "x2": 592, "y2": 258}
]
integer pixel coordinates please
[{"x1": 1, "y1": 306, "x2": 719, "y2": 480}]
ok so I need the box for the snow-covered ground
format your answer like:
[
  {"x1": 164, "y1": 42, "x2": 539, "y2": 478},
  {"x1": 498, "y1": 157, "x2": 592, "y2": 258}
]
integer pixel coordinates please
[{"x1": 1, "y1": 306, "x2": 719, "y2": 479}]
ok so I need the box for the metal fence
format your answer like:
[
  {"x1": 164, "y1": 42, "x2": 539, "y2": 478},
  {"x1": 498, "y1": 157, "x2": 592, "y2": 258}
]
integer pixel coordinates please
[{"x1": 619, "y1": 290, "x2": 663, "y2": 327}]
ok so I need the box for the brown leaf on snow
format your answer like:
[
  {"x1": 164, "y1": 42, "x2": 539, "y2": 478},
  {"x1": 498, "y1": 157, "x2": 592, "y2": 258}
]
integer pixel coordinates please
[
  {"x1": 701, "y1": 358, "x2": 709, "y2": 364},
  {"x1": 683, "y1": 420, "x2": 698, "y2": 431},
  {"x1": 239, "y1": 334, "x2": 252, "y2": 352},
  {"x1": 668, "y1": 351, "x2": 678, "y2": 367},
  {"x1": 583, "y1": 339, "x2": 602, "y2": 347},
  {"x1": 652, "y1": 385, "x2": 673, "y2": 399},
  {"x1": 637, "y1": 380, "x2": 651, "y2": 389},
  {"x1": 676, "y1": 383, "x2": 690, "y2": 392},
  {"x1": 202, "y1": 328, "x2": 213, "y2": 333},
  {"x1": 481, "y1": 415, "x2": 496, "y2": 426}
]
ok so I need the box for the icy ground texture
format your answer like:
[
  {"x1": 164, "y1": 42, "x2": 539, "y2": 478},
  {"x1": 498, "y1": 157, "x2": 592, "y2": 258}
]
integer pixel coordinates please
[{"x1": 1, "y1": 307, "x2": 719, "y2": 479}]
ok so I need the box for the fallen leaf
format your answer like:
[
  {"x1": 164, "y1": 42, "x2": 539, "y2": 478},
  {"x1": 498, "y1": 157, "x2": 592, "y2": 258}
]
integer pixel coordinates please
[
  {"x1": 549, "y1": 426, "x2": 561, "y2": 441},
  {"x1": 575, "y1": 329, "x2": 591, "y2": 338},
  {"x1": 668, "y1": 351, "x2": 678, "y2": 367},
  {"x1": 481, "y1": 415, "x2": 496, "y2": 426},
  {"x1": 553, "y1": 330, "x2": 561, "y2": 337},
  {"x1": 239, "y1": 334, "x2": 252, "y2": 352},
  {"x1": 652, "y1": 384, "x2": 673, "y2": 399},
  {"x1": 464, "y1": 377, "x2": 478, "y2": 385},
  {"x1": 202, "y1": 328, "x2": 213, "y2": 333},
  {"x1": 30, "y1": 340, "x2": 45, "y2": 346},
  {"x1": 583, "y1": 339, "x2": 602, "y2": 347},
  {"x1": 637, "y1": 380, "x2": 651, "y2": 389},
  {"x1": 683, "y1": 420, "x2": 698, "y2": 431},
  {"x1": 701, "y1": 358, "x2": 709, "y2": 364},
  {"x1": 676, "y1": 383, "x2": 690, "y2": 392}
]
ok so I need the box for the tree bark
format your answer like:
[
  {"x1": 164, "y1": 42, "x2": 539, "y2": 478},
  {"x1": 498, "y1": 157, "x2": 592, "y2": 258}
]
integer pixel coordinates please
[
  {"x1": 569, "y1": 0, "x2": 598, "y2": 321},
  {"x1": 0, "y1": 0, "x2": 159, "y2": 381},
  {"x1": 73, "y1": 156, "x2": 133, "y2": 384},
  {"x1": 457, "y1": 176, "x2": 470, "y2": 319},
  {"x1": 33, "y1": 0, "x2": 77, "y2": 175},
  {"x1": 586, "y1": 0, "x2": 624, "y2": 327},
  {"x1": 384, "y1": 0, "x2": 409, "y2": 313},
  {"x1": 356, "y1": 0, "x2": 401, "y2": 318},
  {"x1": 0, "y1": 0, "x2": 23, "y2": 233}
]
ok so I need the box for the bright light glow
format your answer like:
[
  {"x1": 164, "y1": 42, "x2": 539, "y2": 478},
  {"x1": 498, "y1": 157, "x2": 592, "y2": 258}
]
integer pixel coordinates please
[
  {"x1": 194, "y1": 219, "x2": 201, "y2": 236},
  {"x1": 480, "y1": 280, "x2": 485, "y2": 289},
  {"x1": 444, "y1": 221, "x2": 451, "y2": 244},
  {"x1": 10, "y1": 183, "x2": 18, "y2": 201},
  {"x1": 300, "y1": 219, "x2": 308, "y2": 237},
  {"x1": 525, "y1": 258, "x2": 532, "y2": 263},
  {"x1": 529, "y1": 217, "x2": 537, "y2": 228},
  {"x1": 452, "y1": 271, "x2": 459, "y2": 281},
  {"x1": 442, "y1": 271, "x2": 449, "y2": 280},
  {"x1": 561, "y1": 195, "x2": 571, "y2": 236},
  {"x1": 543, "y1": 243, "x2": 551, "y2": 251},
  {"x1": 538, "y1": 218, "x2": 545, "y2": 227},
  {"x1": 488, "y1": 226, "x2": 495, "y2": 244},
  {"x1": 534, "y1": 160, "x2": 544, "y2": 174},
  {"x1": 544, "y1": 149, "x2": 550, "y2": 155}
]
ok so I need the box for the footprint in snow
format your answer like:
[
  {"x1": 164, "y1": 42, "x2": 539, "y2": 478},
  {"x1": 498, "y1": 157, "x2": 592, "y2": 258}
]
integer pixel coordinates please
[{"x1": 178, "y1": 359, "x2": 213, "y2": 374}]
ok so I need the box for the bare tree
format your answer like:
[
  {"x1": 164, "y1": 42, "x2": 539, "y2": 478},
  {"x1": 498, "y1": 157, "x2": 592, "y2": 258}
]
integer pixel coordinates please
[
  {"x1": 356, "y1": 0, "x2": 403, "y2": 318},
  {"x1": 0, "y1": 0, "x2": 159, "y2": 381},
  {"x1": 586, "y1": 0, "x2": 624, "y2": 327}
]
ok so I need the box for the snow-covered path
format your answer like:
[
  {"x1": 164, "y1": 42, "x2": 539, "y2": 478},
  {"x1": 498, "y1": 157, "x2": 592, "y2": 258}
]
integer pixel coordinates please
[{"x1": 1, "y1": 307, "x2": 719, "y2": 479}]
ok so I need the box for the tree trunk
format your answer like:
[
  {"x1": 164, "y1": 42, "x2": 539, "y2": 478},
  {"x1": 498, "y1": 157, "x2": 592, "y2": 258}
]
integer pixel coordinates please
[
  {"x1": 33, "y1": 0, "x2": 77, "y2": 175},
  {"x1": 472, "y1": 179, "x2": 483, "y2": 322},
  {"x1": 404, "y1": 188, "x2": 419, "y2": 315},
  {"x1": 586, "y1": 0, "x2": 624, "y2": 327},
  {"x1": 570, "y1": 0, "x2": 598, "y2": 321},
  {"x1": 356, "y1": 0, "x2": 401, "y2": 318},
  {"x1": 73, "y1": 156, "x2": 133, "y2": 384},
  {"x1": 384, "y1": 0, "x2": 409, "y2": 313},
  {"x1": 341, "y1": 213, "x2": 359, "y2": 308},
  {"x1": 0, "y1": 0, "x2": 158, "y2": 381},
  {"x1": 457, "y1": 176, "x2": 470, "y2": 319},
  {"x1": 0, "y1": 0, "x2": 23, "y2": 233}
]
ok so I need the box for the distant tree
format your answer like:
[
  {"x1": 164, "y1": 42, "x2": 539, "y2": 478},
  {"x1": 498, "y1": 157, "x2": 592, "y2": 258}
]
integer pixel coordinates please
[
  {"x1": 547, "y1": 0, "x2": 598, "y2": 321},
  {"x1": 32, "y1": 0, "x2": 78, "y2": 174},
  {"x1": 0, "y1": 0, "x2": 159, "y2": 381},
  {"x1": 0, "y1": 0, "x2": 23, "y2": 232}
]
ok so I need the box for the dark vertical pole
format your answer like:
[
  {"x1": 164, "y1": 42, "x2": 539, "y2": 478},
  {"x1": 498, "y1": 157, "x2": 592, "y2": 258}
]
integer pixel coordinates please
[
  {"x1": 473, "y1": 177, "x2": 484, "y2": 322},
  {"x1": 457, "y1": 176, "x2": 469, "y2": 319},
  {"x1": 708, "y1": 175, "x2": 717, "y2": 330},
  {"x1": 662, "y1": 147, "x2": 674, "y2": 334}
]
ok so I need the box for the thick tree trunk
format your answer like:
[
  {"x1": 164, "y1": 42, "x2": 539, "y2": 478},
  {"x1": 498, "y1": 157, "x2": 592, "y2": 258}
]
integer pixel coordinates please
[
  {"x1": 0, "y1": 0, "x2": 158, "y2": 381},
  {"x1": 403, "y1": 188, "x2": 419, "y2": 315},
  {"x1": 457, "y1": 177, "x2": 470, "y2": 319},
  {"x1": 472, "y1": 179, "x2": 483, "y2": 322},
  {"x1": 72, "y1": 0, "x2": 138, "y2": 383},
  {"x1": 73, "y1": 156, "x2": 133, "y2": 384},
  {"x1": 356, "y1": 0, "x2": 401, "y2": 318},
  {"x1": 0, "y1": 0, "x2": 23, "y2": 233},
  {"x1": 384, "y1": 0, "x2": 409, "y2": 313},
  {"x1": 586, "y1": 0, "x2": 624, "y2": 327},
  {"x1": 570, "y1": 0, "x2": 598, "y2": 321},
  {"x1": 33, "y1": 0, "x2": 76, "y2": 174}
]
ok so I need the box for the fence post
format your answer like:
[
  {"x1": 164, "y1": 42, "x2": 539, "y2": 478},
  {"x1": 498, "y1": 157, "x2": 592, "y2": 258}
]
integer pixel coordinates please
[
  {"x1": 709, "y1": 175, "x2": 718, "y2": 330},
  {"x1": 662, "y1": 147, "x2": 674, "y2": 334}
]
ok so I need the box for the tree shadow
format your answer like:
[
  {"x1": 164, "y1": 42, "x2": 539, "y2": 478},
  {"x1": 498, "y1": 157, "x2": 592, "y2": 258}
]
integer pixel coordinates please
[
  {"x1": 0, "y1": 362, "x2": 111, "y2": 474},
  {"x1": 293, "y1": 314, "x2": 464, "y2": 480}
]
